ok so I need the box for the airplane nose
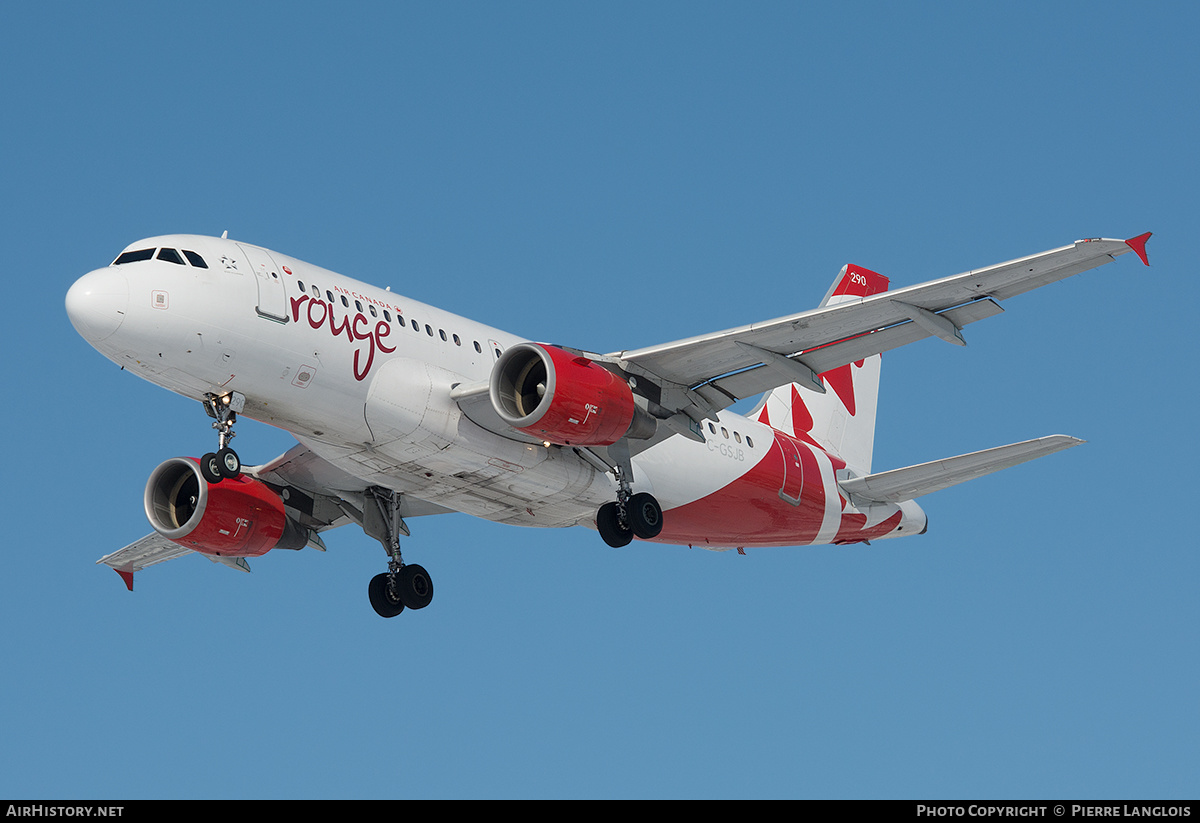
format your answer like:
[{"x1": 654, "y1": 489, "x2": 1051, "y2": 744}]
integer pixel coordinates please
[{"x1": 66, "y1": 267, "x2": 128, "y2": 343}]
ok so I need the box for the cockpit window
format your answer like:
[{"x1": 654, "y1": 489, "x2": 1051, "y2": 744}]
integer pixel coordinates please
[
  {"x1": 157, "y1": 248, "x2": 185, "y2": 265},
  {"x1": 113, "y1": 248, "x2": 155, "y2": 265},
  {"x1": 113, "y1": 247, "x2": 209, "y2": 267},
  {"x1": 182, "y1": 250, "x2": 208, "y2": 268}
]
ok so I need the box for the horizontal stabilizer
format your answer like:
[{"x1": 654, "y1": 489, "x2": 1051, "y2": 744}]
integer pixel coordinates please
[{"x1": 838, "y1": 435, "x2": 1083, "y2": 503}]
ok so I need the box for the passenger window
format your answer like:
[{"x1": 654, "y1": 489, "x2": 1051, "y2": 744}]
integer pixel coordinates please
[
  {"x1": 355, "y1": 300, "x2": 363, "y2": 312},
  {"x1": 298, "y1": 280, "x2": 307, "y2": 292},
  {"x1": 426, "y1": 324, "x2": 434, "y2": 337},
  {"x1": 369, "y1": 305, "x2": 377, "y2": 318},
  {"x1": 311, "y1": 285, "x2": 320, "y2": 297},
  {"x1": 340, "y1": 295, "x2": 349, "y2": 308},
  {"x1": 326, "y1": 290, "x2": 335, "y2": 303},
  {"x1": 411, "y1": 319, "x2": 419, "y2": 331},
  {"x1": 746, "y1": 436, "x2": 754, "y2": 448},
  {"x1": 453, "y1": 334, "x2": 461, "y2": 346},
  {"x1": 439, "y1": 329, "x2": 447, "y2": 341},
  {"x1": 734, "y1": 432, "x2": 742, "y2": 444},
  {"x1": 722, "y1": 427, "x2": 729, "y2": 439},
  {"x1": 384, "y1": 310, "x2": 392, "y2": 323},
  {"x1": 113, "y1": 248, "x2": 155, "y2": 265},
  {"x1": 182, "y1": 250, "x2": 208, "y2": 268},
  {"x1": 474, "y1": 341, "x2": 482, "y2": 353}
]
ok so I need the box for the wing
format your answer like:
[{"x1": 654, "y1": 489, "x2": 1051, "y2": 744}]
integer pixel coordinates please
[
  {"x1": 97, "y1": 533, "x2": 203, "y2": 590},
  {"x1": 614, "y1": 234, "x2": 1151, "y2": 421},
  {"x1": 97, "y1": 532, "x2": 260, "y2": 590},
  {"x1": 251, "y1": 443, "x2": 456, "y2": 520}
]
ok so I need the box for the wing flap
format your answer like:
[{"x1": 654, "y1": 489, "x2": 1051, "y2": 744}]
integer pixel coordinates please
[{"x1": 838, "y1": 435, "x2": 1084, "y2": 504}]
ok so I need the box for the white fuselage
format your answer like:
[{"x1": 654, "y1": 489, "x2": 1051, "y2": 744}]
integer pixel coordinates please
[{"x1": 66, "y1": 234, "x2": 924, "y2": 549}]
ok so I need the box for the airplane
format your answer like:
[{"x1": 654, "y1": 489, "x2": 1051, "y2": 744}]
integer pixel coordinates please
[{"x1": 65, "y1": 229, "x2": 1151, "y2": 618}]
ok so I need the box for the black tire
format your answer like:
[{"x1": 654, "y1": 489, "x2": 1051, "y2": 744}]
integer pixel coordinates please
[
  {"x1": 628, "y1": 492, "x2": 663, "y2": 539},
  {"x1": 199, "y1": 452, "x2": 223, "y2": 484},
  {"x1": 216, "y1": 447, "x2": 241, "y2": 479},
  {"x1": 396, "y1": 564, "x2": 434, "y2": 610},
  {"x1": 368, "y1": 573, "x2": 405, "y2": 618},
  {"x1": 596, "y1": 501, "x2": 632, "y2": 547}
]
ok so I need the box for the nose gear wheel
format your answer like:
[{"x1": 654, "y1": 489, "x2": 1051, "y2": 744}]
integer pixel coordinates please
[{"x1": 200, "y1": 392, "x2": 245, "y2": 483}]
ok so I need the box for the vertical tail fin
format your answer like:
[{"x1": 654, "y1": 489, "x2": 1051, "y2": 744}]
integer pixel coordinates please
[{"x1": 753, "y1": 264, "x2": 889, "y2": 473}]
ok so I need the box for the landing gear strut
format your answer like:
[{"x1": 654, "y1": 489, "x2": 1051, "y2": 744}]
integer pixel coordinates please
[
  {"x1": 364, "y1": 487, "x2": 433, "y2": 618},
  {"x1": 199, "y1": 392, "x2": 244, "y2": 484},
  {"x1": 595, "y1": 441, "x2": 663, "y2": 548}
]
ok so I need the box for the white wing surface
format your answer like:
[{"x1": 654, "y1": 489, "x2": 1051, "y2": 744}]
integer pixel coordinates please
[
  {"x1": 97, "y1": 533, "x2": 210, "y2": 590},
  {"x1": 614, "y1": 235, "x2": 1150, "y2": 415}
]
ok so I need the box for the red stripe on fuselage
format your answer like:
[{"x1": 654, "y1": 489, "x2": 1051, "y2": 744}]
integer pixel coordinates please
[
  {"x1": 653, "y1": 429, "x2": 884, "y2": 548},
  {"x1": 651, "y1": 421, "x2": 899, "y2": 548}
]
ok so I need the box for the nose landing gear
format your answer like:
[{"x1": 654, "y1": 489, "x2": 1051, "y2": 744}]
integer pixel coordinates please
[{"x1": 199, "y1": 392, "x2": 245, "y2": 483}]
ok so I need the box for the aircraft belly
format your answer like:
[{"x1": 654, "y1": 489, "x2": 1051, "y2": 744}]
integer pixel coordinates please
[
  {"x1": 300, "y1": 369, "x2": 609, "y2": 529},
  {"x1": 301, "y1": 438, "x2": 606, "y2": 528}
]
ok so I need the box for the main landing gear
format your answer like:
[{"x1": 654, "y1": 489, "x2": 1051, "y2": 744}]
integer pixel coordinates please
[
  {"x1": 364, "y1": 487, "x2": 433, "y2": 618},
  {"x1": 595, "y1": 442, "x2": 663, "y2": 548},
  {"x1": 199, "y1": 391, "x2": 245, "y2": 484}
]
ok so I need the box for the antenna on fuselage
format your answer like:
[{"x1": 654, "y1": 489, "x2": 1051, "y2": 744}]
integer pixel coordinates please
[{"x1": 221, "y1": 230, "x2": 228, "y2": 239}]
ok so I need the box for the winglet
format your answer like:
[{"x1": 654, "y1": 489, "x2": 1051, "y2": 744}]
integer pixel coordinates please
[
  {"x1": 114, "y1": 567, "x2": 135, "y2": 591},
  {"x1": 1125, "y1": 232, "x2": 1152, "y2": 266}
]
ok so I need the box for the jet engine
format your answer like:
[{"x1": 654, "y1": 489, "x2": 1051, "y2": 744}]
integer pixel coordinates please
[
  {"x1": 489, "y1": 343, "x2": 655, "y2": 446},
  {"x1": 144, "y1": 457, "x2": 307, "y2": 557}
]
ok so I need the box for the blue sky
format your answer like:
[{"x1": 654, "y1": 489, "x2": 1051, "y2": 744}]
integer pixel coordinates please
[{"x1": 2, "y1": 2, "x2": 1197, "y2": 799}]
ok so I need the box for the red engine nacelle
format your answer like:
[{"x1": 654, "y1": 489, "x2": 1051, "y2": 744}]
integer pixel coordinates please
[
  {"x1": 143, "y1": 457, "x2": 305, "y2": 558},
  {"x1": 489, "y1": 343, "x2": 651, "y2": 446}
]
